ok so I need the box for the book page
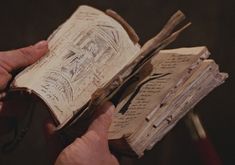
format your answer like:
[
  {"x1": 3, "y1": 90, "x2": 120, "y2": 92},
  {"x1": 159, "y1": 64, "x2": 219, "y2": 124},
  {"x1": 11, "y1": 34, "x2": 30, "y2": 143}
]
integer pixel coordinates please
[
  {"x1": 12, "y1": 5, "x2": 140, "y2": 124},
  {"x1": 126, "y1": 60, "x2": 227, "y2": 155},
  {"x1": 108, "y1": 47, "x2": 209, "y2": 139},
  {"x1": 142, "y1": 60, "x2": 227, "y2": 151}
]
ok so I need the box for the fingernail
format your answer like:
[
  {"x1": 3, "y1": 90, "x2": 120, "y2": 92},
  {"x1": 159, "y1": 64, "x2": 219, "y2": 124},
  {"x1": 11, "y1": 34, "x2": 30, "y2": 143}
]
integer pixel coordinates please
[
  {"x1": 107, "y1": 104, "x2": 115, "y2": 117},
  {"x1": 35, "y1": 40, "x2": 48, "y2": 49}
]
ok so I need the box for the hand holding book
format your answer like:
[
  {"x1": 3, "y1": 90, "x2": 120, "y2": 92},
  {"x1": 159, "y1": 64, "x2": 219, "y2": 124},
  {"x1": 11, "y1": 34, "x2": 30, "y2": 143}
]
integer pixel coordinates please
[
  {"x1": 0, "y1": 41, "x2": 48, "y2": 135},
  {"x1": 53, "y1": 102, "x2": 119, "y2": 165},
  {"x1": 0, "y1": 41, "x2": 48, "y2": 91},
  {"x1": 8, "y1": 5, "x2": 228, "y2": 157},
  {"x1": 0, "y1": 41, "x2": 119, "y2": 164}
]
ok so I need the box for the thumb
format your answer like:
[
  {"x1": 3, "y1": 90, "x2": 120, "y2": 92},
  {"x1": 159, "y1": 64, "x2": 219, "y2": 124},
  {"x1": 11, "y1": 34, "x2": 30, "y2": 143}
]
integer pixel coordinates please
[
  {"x1": 0, "y1": 40, "x2": 48, "y2": 73},
  {"x1": 0, "y1": 40, "x2": 48, "y2": 90},
  {"x1": 87, "y1": 102, "x2": 115, "y2": 138}
]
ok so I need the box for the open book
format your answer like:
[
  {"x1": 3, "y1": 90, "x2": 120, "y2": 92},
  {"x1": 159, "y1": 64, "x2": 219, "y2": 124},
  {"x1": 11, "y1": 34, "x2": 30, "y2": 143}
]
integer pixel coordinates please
[{"x1": 10, "y1": 6, "x2": 228, "y2": 156}]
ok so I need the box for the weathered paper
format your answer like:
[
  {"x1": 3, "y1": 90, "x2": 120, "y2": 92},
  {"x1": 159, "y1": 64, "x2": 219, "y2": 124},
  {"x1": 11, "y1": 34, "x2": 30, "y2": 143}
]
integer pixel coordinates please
[
  {"x1": 12, "y1": 6, "x2": 140, "y2": 124},
  {"x1": 108, "y1": 47, "x2": 209, "y2": 139},
  {"x1": 108, "y1": 47, "x2": 227, "y2": 156},
  {"x1": 132, "y1": 60, "x2": 227, "y2": 155}
]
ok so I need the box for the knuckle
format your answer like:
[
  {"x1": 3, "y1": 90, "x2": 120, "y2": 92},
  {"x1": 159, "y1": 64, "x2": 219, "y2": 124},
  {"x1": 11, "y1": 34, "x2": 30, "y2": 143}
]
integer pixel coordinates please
[
  {"x1": 18, "y1": 47, "x2": 35, "y2": 63},
  {"x1": 74, "y1": 137, "x2": 82, "y2": 144}
]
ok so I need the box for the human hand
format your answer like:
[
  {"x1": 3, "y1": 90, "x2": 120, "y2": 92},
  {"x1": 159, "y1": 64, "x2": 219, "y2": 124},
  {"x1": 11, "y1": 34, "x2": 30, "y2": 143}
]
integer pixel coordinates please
[
  {"x1": 50, "y1": 102, "x2": 119, "y2": 165},
  {"x1": 0, "y1": 41, "x2": 48, "y2": 134},
  {"x1": 0, "y1": 41, "x2": 48, "y2": 91}
]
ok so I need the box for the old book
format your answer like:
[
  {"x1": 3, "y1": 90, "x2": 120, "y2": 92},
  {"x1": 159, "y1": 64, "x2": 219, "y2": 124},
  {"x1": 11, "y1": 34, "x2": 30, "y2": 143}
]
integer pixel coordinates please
[
  {"x1": 108, "y1": 47, "x2": 227, "y2": 156},
  {"x1": 10, "y1": 5, "x2": 228, "y2": 157}
]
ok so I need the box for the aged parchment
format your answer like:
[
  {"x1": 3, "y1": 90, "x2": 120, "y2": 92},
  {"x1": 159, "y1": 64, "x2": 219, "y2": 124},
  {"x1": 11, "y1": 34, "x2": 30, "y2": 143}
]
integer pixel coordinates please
[
  {"x1": 12, "y1": 6, "x2": 140, "y2": 124},
  {"x1": 108, "y1": 47, "x2": 209, "y2": 139}
]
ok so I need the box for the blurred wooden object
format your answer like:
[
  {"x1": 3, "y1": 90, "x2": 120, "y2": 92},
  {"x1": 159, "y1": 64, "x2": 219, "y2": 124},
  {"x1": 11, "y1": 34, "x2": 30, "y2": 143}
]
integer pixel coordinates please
[{"x1": 186, "y1": 111, "x2": 223, "y2": 165}]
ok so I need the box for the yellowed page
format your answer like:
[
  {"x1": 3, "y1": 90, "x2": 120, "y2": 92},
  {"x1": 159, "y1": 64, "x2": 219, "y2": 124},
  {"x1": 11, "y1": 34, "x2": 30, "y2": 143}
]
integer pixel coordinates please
[
  {"x1": 12, "y1": 5, "x2": 140, "y2": 124},
  {"x1": 132, "y1": 60, "x2": 227, "y2": 155},
  {"x1": 108, "y1": 47, "x2": 209, "y2": 139}
]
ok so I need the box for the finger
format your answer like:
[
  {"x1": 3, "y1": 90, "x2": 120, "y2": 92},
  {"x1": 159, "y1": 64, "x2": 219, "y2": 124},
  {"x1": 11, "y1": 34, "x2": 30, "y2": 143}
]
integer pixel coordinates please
[
  {"x1": 0, "y1": 70, "x2": 12, "y2": 91},
  {"x1": 92, "y1": 101, "x2": 115, "y2": 119},
  {"x1": 0, "y1": 41, "x2": 48, "y2": 90},
  {"x1": 0, "y1": 40, "x2": 48, "y2": 73},
  {"x1": 44, "y1": 119, "x2": 57, "y2": 138},
  {"x1": 88, "y1": 102, "x2": 115, "y2": 138}
]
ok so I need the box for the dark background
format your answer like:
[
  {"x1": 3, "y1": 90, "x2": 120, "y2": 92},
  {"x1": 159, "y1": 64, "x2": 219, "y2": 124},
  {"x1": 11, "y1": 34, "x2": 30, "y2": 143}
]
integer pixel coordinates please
[{"x1": 0, "y1": 0, "x2": 234, "y2": 165}]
